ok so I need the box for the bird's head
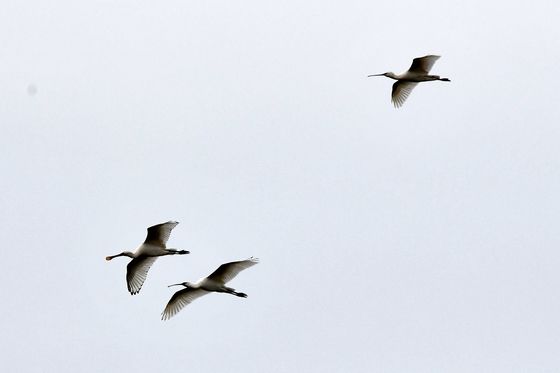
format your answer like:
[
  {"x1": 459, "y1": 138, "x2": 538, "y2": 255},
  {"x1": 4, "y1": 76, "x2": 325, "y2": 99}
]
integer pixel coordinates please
[
  {"x1": 367, "y1": 72, "x2": 396, "y2": 79},
  {"x1": 105, "y1": 251, "x2": 135, "y2": 261},
  {"x1": 168, "y1": 281, "x2": 193, "y2": 289}
]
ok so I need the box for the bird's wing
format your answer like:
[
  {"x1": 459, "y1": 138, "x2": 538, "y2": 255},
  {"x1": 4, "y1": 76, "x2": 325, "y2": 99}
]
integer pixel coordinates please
[
  {"x1": 144, "y1": 221, "x2": 179, "y2": 246},
  {"x1": 392, "y1": 81, "x2": 418, "y2": 108},
  {"x1": 207, "y1": 257, "x2": 259, "y2": 284},
  {"x1": 161, "y1": 288, "x2": 210, "y2": 320},
  {"x1": 408, "y1": 55, "x2": 440, "y2": 74},
  {"x1": 126, "y1": 256, "x2": 158, "y2": 295}
]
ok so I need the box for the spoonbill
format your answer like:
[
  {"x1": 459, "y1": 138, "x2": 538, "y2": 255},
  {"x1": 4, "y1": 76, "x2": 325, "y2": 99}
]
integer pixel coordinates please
[
  {"x1": 368, "y1": 55, "x2": 450, "y2": 108},
  {"x1": 161, "y1": 257, "x2": 259, "y2": 320},
  {"x1": 105, "y1": 221, "x2": 189, "y2": 295}
]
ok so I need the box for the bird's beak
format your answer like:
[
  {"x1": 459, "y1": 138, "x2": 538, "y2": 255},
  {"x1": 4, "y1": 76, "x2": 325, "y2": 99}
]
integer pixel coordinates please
[
  {"x1": 367, "y1": 73, "x2": 385, "y2": 77},
  {"x1": 106, "y1": 252, "x2": 126, "y2": 261},
  {"x1": 168, "y1": 283, "x2": 183, "y2": 288}
]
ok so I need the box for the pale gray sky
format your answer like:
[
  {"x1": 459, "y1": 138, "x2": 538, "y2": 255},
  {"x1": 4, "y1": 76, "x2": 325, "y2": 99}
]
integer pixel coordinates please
[{"x1": 1, "y1": 1, "x2": 560, "y2": 372}]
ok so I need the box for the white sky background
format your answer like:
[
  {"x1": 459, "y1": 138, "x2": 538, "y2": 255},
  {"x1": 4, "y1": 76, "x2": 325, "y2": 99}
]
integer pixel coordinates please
[{"x1": 1, "y1": 0, "x2": 560, "y2": 372}]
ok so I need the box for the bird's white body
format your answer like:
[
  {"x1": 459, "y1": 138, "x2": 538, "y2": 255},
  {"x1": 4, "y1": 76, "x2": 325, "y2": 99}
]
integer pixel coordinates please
[
  {"x1": 162, "y1": 257, "x2": 259, "y2": 320},
  {"x1": 202, "y1": 277, "x2": 228, "y2": 290},
  {"x1": 385, "y1": 71, "x2": 444, "y2": 82},
  {"x1": 185, "y1": 278, "x2": 233, "y2": 292},
  {"x1": 105, "y1": 221, "x2": 190, "y2": 295},
  {"x1": 368, "y1": 55, "x2": 450, "y2": 107},
  {"x1": 134, "y1": 242, "x2": 176, "y2": 257}
]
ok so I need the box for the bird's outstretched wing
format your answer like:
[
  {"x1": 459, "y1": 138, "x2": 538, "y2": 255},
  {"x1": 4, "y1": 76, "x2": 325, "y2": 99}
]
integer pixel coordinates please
[
  {"x1": 144, "y1": 221, "x2": 179, "y2": 246},
  {"x1": 126, "y1": 256, "x2": 158, "y2": 295},
  {"x1": 392, "y1": 81, "x2": 418, "y2": 108},
  {"x1": 408, "y1": 55, "x2": 440, "y2": 74},
  {"x1": 207, "y1": 257, "x2": 259, "y2": 284},
  {"x1": 161, "y1": 288, "x2": 210, "y2": 320}
]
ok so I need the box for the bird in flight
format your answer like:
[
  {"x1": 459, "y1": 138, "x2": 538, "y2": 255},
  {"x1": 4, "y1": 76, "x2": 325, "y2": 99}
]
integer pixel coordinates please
[
  {"x1": 368, "y1": 55, "x2": 450, "y2": 108},
  {"x1": 161, "y1": 257, "x2": 259, "y2": 320},
  {"x1": 106, "y1": 221, "x2": 190, "y2": 295}
]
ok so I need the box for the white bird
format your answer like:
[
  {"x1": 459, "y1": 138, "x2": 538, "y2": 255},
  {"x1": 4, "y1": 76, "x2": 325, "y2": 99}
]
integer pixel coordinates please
[
  {"x1": 161, "y1": 257, "x2": 259, "y2": 320},
  {"x1": 368, "y1": 55, "x2": 450, "y2": 108},
  {"x1": 106, "y1": 221, "x2": 190, "y2": 295}
]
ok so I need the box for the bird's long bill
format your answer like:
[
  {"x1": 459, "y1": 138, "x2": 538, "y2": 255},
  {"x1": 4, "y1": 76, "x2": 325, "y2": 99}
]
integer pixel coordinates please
[
  {"x1": 367, "y1": 73, "x2": 385, "y2": 77},
  {"x1": 105, "y1": 253, "x2": 122, "y2": 261},
  {"x1": 168, "y1": 283, "x2": 183, "y2": 288}
]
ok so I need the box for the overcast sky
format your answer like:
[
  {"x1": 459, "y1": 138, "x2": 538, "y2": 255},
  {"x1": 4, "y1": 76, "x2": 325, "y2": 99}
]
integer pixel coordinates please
[{"x1": 1, "y1": 1, "x2": 560, "y2": 372}]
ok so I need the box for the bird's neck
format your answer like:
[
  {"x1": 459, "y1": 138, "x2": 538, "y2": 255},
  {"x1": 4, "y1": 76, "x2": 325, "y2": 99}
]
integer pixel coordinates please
[
  {"x1": 105, "y1": 250, "x2": 136, "y2": 261},
  {"x1": 385, "y1": 72, "x2": 400, "y2": 80}
]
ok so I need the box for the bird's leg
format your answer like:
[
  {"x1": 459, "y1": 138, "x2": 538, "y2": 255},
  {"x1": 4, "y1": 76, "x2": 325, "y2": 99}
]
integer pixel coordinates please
[
  {"x1": 428, "y1": 75, "x2": 450, "y2": 82},
  {"x1": 165, "y1": 248, "x2": 190, "y2": 255},
  {"x1": 223, "y1": 286, "x2": 248, "y2": 298}
]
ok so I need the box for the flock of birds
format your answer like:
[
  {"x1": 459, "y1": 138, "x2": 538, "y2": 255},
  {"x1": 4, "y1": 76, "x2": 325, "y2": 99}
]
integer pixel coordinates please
[
  {"x1": 106, "y1": 221, "x2": 258, "y2": 320},
  {"x1": 105, "y1": 55, "x2": 450, "y2": 320}
]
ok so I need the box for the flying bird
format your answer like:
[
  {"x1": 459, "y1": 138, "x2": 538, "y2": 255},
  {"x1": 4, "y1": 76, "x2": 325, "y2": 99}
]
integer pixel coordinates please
[
  {"x1": 368, "y1": 55, "x2": 450, "y2": 108},
  {"x1": 161, "y1": 257, "x2": 259, "y2": 320},
  {"x1": 106, "y1": 221, "x2": 189, "y2": 295}
]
